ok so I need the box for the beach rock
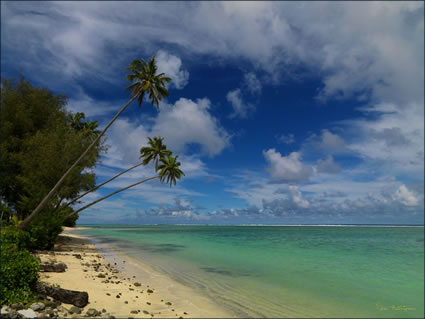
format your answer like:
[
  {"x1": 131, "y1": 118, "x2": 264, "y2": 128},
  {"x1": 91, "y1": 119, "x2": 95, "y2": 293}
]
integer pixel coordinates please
[
  {"x1": 30, "y1": 303, "x2": 45, "y2": 312},
  {"x1": 165, "y1": 302, "x2": 172, "y2": 306},
  {"x1": 183, "y1": 312, "x2": 188, "y2": 315},
  {"x1": 106, "y1": 293, "x2": 110, "y2": 296},
  {"x1": 124, "y1": 301, "x2": 128, "y2": 304},
  {"x1": 97, "y1": 274, "x2": 106, "y2": 278},
  {"x1": 115, "y1": 295, "x2": 120, "y2": 299},
  {"x1": 101, "y1": 309, "x2": 106, "y2": 313},
  {"x1": 1, "y1": 306, "x2": 11, "y2": 315},
  {"x1": 130, "y1": 310, "x2": 138, "y2": 314},
  {"x1": 57, "y1": 306, "x2": 69, "y2": 314},
  {"x1": 11, "y1": 303, "x2": 24, "y2": 310},
  {"x1": 40, "y1": 262, "x2": 67, "y2": 273},
  {"x1": 72, "y1": 254, "x2": 82, "y2": 259},
  {"x1": 36, "y1": 313, "x2": 45, "y2": 318},
  {"x1": 7, "y1": 309, "x2": 20, "y2": 319},
  {"x1": 68, "y1": 306, "x2": 82, "y2": 315},
  {"x1": 17, "y1": 309, "x2": 37, "y2": 318},
  {"x1": 143, "y1": 310, "x2": 149, "y2": 315},
  {"x1": 108, "y1": 316, "x2": 115, "y2": 319},
  {"x1": 86, "y1": 308, "x2": 99, "y2": 317},
  {"x1": 146, "y1": 302, "x2": 151, "y2": 306},
  {"x1": 133, "y1": 282, "x2": 141, "y2": 287},
  {"x1": 36, "y1": 283, "x2": 89, "y2": 308},
  {"x1": 146, "y1": 289, "x2": 154, "y2": 293},
  {"x1": 44, "y1": 301, "x2": 58, "y2": 309}
]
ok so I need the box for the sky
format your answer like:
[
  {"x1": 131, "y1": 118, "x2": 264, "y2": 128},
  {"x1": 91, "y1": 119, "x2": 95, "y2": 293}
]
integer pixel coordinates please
[{"x1": 1, "y1": 1, "x2": 424, "y2": 225}]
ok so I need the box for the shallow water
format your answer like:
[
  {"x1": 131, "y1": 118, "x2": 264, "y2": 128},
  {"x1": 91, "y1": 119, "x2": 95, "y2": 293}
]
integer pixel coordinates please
[{"x1": 75, "y1": 225, "x2": 424, "y2": 318}]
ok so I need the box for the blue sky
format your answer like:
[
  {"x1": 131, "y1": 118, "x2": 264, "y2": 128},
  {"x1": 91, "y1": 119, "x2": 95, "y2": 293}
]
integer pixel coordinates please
[{"x1": 2, "y1": 1, "x2": 424, "y2": 224}]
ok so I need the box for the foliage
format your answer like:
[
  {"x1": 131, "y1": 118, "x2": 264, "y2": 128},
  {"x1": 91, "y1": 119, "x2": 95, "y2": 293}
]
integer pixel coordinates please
[
  {"x1": 126, "y1": 56, "x2": 171, "y2": 108},
  {"x1": 0, "y1": 76, "x2": 104, "y2": 229},
  {"x1": 140, "y1": 136, "x2": 171, "y2": 168},
  {"x1": 0, "y1": 226, "x2": 39, "y2": 305},
  {"x1": 157, "y1": 154, "x2": 185, "y2": 186}
]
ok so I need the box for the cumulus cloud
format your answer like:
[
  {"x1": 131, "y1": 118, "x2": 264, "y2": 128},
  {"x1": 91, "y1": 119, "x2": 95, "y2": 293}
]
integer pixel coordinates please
[
  {"x1": 226, "y1": 88, "x2": 255, "y2": 119},
  {"x1": 263, "y1": 149, "x2": 313, "y2": 183},
  {"x1": 316, "y1": 130, "x2": 345, "y2": 152},
  {"x1": 316, "y1": 155, "x2": 341, "y2": 174},
  {"x1": 155, "y1": 50, "x2": 189, "y2": 89},
  {"x1": 153, "y1": 98, "x2": 230, "y2": 156},
  {"x1": 392, "y1": 184, "x2": 419, "y2": 206}
]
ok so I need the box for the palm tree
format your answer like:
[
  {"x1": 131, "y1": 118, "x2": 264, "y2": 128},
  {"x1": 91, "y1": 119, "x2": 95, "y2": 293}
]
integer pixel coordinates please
[
  {"x1": 19, "y1": 56, "x2": 172, "y2": 230},
  {"x1": 157, "y1": 154, "x2": 185, "y2": 187},
  {"x1": 60, "y1": 136, "x2": 171, "y2": 210},
  {"x1": 67, "y1": 154, "x2": 184, "y2": 218},
  {"x1": 140, "y1": 136, "x2": 171, "y2": 169}
]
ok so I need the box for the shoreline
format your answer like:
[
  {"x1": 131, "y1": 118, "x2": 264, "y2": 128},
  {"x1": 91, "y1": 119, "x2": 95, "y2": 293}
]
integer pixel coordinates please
[{"x1": 37, "y1": 228, "x2": 235, "y2": 318}]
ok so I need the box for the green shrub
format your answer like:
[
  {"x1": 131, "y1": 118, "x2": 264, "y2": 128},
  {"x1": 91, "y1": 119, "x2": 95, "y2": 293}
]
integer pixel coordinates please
[
  {"x1": 26, "y1": 210, "x2": 65, "y2": 250},
  {"x1": 0, "y1": 225, "x2": 31, "y2": 250},
  {"x1": 0, "y1": 227, "x2": 39, "y2": 305}
]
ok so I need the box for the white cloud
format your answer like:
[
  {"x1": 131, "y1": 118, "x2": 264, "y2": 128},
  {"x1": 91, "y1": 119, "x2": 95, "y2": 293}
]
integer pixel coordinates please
[
  {"x1": 156, "y1": 50, "x2": 189, "y2": 89},
  {"x1": 3, "y1": 2, "x2": 422, "y2": 105},
  {"x1": 243, "y1": 72, "x2": 262, "y2": 95},
  {"x1": 263, "y1": 149, "x2": 313, "y2": 183},
  {"x1": 317, "y1": 130, "x2": 345, "y2": 152},
  {"x1": 153, "y1": 98, "x2": 230, "y2": 156},
  {"x1": 316, "y1": 155, "x2": 341, "y2": 174},
  {"x1": 277, "y1": 133, "x2": 295, "y2": 144},
  {"x1": 226, "y1": 88, "x2": 255, "y2": 119},
  {"x1": 392, "y1": 184, "x2": 419, "y2": 206},
  {"x1": 288, "y1": 185, "x2": 309, "y2": 208},
  {"x1": 344, "y1": 102, "x2": 424, "y2": 177}
]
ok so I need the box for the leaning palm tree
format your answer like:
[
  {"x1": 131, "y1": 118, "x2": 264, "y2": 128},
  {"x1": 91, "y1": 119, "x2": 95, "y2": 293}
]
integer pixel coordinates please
[
  {"x1": 157, "y1": 154, "x2": 185, "y2": 187},
  {"x1": 140, "y1": 136, "x2": 172, "y2": 169},
  {"x1": 60, "y1": 136, "x2": 171, "y2": 210},
  {"x1": 67, "y1": 154, "x2": 184, "y2": 218},
  {"x1": 20, "y1": 56, "x2": 172, "y2": 230}
]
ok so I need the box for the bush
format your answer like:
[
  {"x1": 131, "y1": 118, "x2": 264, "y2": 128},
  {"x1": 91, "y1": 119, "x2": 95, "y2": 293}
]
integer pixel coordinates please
[
  {"x1": 26, "y1": 210, "x2": 65, "y2": 250},
  {"x1": 0, "y1": 227, "x2": 40, "y2": 305}
]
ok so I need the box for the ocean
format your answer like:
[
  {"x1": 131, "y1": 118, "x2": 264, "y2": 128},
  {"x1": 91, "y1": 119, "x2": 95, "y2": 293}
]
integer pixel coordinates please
[{"x1": 75, "y1": 225, "x2": 424, "y2": 318}]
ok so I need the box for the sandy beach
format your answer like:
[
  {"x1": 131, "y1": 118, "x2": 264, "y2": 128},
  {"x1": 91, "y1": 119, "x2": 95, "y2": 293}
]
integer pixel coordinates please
[{"x1": 36, "y1": 228, "x2": 235, "y2": 318}]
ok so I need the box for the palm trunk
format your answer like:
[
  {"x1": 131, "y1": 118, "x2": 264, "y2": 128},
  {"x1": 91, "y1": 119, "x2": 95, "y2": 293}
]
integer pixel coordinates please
[
  {"x1": 67, "y1": 175, "x2": 159, "y2": 219},
  {"x1": 62, "y1": 162, "x2": 145, "y2": 210},
  {"x1": 19, "y1": 95, "x2": 138, "y2": 230}
]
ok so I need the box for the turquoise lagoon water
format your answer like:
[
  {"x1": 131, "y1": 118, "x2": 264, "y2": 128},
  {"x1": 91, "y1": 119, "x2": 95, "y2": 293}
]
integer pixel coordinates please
[{"x1": 75, "y1": 225, "x2": 424, "y2": 318}]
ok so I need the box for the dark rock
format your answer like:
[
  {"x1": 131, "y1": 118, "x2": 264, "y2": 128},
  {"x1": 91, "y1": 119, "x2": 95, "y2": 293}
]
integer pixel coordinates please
[
  {"x1": 106, "y1": 293, "x2": 110, "y2": 296},
  {"x1": 102, "y1": 309, "x2": 106, "y2": 313},
  {"x1": 116, "y1": 295, "x2": 120, "y2": 299},
  {"x1": 165, "y1": 302, "x2": 172, "y2": 306},
  {"x1": 97, "y1": 274, "x2": 105, "y2": 278},
  {"x1": 146, "y1": 289, "x2": 154, "y2": 294},
  {"x1": 146, "y1": 302, "x2": 151, "y2": 306},
  {"x1": 143, "y1": 310, "x2": 149, "y2": 315},
  {"x1": 40, "y1": 263, "x2": 67, "y2": 273},
  {"x1": 72, "y1": 254, "x2": 82, "y2": 259},
  {"x1": 130, "y1": 310, "x2": 138, "y2": 314},
  {"x1": 124, "y1": 301, "x2": 128, "y2": 304},
  {"x1": 183, "y1": 312, "x2": 188, "y2": 315},
  {"x1": 35, "y1": 283, "x2": 89, "y2": 308},
  {"x1": 86, "y1": 308, "x2": 98, "y2": 317},
  {"x1": 69, "y1": 306, "x2": 81, "y2": 314},
  {"x1": 133, "y1": 282, "x2": 141, "y2": 287},
  {"x1": 7, "y1": 309, "x2": 19, "y2": 319}
]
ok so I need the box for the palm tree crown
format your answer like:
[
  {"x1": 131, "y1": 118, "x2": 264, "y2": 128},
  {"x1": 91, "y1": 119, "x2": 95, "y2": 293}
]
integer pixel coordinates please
[
  {"x1": 140, "y1": 136, "x2": 171, "y2": 169},
  {"x1": 126, "y1": 56, "x2": 171, "y2": 108},
  {"x1": 157, "y1": 154, "x2": 185, "y2": 187}
]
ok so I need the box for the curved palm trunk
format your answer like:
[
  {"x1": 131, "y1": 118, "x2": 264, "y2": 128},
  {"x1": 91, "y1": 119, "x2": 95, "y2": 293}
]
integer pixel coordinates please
[
  {"x1": 62, "y1": 162, "x2": 145, "y2": 210},
  {"x1": 19, "y1": 95, "x2": 138, "y2": 230},
  {"x1": 67, "y1": 175, "x2": 159, "y2": 219}
]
